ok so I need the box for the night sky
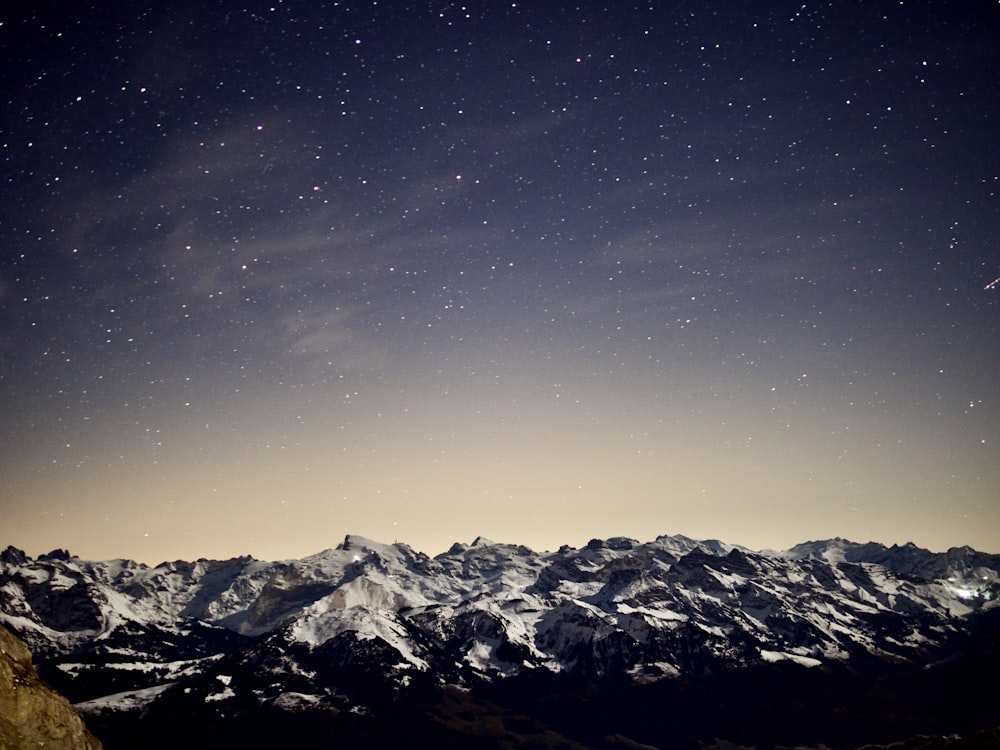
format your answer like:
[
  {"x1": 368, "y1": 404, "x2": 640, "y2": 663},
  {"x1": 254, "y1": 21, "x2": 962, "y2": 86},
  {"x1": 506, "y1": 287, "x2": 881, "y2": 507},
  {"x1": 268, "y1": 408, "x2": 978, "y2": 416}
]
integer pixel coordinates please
[{"x1": 2, "y1": 2, "x2": 998, "y2": 564}]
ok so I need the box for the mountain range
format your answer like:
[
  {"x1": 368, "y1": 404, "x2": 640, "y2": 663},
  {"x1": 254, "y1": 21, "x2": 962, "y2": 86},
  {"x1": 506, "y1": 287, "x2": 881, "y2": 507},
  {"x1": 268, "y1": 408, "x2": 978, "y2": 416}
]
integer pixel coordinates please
[{"x1": 1, "y1": 533, "x2": 997, "y2": 749}]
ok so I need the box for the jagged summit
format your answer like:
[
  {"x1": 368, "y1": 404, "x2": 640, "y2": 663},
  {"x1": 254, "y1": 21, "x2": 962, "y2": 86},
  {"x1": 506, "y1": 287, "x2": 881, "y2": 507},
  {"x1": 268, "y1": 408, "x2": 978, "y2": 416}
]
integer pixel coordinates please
[
  {"x1": 335, "y1": 533, "x2": 390, "y2": 552},
  {"x1": 0, "y1": 545, "x2": 27, "y2": 565}
]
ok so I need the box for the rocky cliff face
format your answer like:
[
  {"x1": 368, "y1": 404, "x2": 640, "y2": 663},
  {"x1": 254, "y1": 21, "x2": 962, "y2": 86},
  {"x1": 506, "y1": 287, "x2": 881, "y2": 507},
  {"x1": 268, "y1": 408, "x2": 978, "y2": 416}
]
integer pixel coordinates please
[{"x1": 0, "y1": 624, "x2": 102, "y2": 750}]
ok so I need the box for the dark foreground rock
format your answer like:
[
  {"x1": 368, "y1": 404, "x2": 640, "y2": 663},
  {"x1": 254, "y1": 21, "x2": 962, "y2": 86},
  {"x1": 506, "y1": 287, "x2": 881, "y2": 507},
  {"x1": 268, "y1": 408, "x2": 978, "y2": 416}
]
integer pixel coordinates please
[{"x1": 0, "y1": 624, "x2": 102, "y2": 750}]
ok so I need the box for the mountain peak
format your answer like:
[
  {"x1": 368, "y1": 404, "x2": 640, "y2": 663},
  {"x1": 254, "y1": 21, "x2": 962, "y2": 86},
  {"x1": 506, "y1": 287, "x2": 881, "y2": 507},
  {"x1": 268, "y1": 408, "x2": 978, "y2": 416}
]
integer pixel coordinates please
[
  {"x1": 38, "y1": 548, "x2": 72, "y2": 561},
  {"x1": 337, "y1": 534, "x2": 387, "y2": 552},
  {"x1": 0, "y1": 546, "x2": 27, "y2": 565}
]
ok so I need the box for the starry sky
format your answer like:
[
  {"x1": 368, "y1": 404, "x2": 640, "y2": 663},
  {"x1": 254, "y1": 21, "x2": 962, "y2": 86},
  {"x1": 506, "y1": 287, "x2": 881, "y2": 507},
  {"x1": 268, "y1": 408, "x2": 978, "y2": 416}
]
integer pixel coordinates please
[{"x1": 1, "y1": 1, "x2": 998, "y2": 564}]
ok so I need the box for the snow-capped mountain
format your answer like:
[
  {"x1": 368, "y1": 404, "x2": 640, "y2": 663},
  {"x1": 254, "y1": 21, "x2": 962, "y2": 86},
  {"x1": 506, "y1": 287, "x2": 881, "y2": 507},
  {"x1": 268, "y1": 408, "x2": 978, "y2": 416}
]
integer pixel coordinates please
[{"x1": 2, "y1": 534, "x2": 997, "y2": 749}]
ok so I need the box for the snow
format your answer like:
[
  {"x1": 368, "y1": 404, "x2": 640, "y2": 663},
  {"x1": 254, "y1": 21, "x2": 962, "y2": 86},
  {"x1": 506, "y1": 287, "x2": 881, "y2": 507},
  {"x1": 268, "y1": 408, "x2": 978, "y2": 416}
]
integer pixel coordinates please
[
  {"x1": 628, "y1": 661, "x2": 681, "y2": 681},
  {"x1": 616, "y1": 602, "x2": 687, "y2": 623},
  {"x1": 760, "y1": 650, "x2": 822, "y2": 668},
  {"x1": 465, "y1": 640, "x2": 498, "y2": 672},
  {"x1": 14, "y1": 567, "x2": 52, "y2": 585},
  {"x1": 695, "y1": 622, "x2": 727, "y2": 638},
  {"x1": 74, "y1": 683, "x2": 174, "y2": 714},
  {"x1": 271, "y1": 692, "x2": 322, "y2": 710},
  {"x1": 289, "y1": 579, "x2": 431, "y2": 671}
]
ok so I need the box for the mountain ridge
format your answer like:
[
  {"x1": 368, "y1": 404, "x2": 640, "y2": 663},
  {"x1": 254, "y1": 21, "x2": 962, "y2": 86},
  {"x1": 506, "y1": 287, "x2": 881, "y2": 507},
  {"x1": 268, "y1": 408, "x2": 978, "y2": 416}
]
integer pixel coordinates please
[{"x1": 2, "y1": 533, "x2": 997, "y2": 749}]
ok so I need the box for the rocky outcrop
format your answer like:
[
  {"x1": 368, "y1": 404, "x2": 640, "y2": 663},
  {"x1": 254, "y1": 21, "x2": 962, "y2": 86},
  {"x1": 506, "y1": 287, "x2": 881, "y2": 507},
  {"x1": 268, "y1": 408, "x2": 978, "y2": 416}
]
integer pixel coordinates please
[{"x1": 0, "y1": 624, "x2": 102, "y2": 750}]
